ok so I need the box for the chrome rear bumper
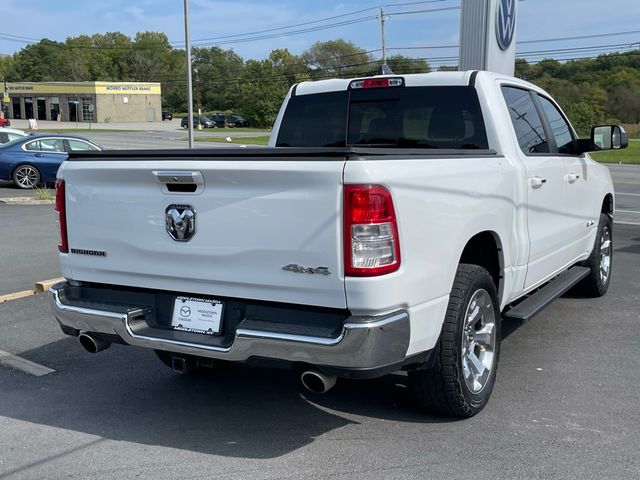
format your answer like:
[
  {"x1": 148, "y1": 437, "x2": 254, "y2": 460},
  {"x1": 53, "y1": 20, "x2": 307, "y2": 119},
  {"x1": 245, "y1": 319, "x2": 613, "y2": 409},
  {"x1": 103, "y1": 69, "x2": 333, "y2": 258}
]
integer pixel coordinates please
[{"x1": 49, "y1": 282, "x2": 410, "y2": 371}]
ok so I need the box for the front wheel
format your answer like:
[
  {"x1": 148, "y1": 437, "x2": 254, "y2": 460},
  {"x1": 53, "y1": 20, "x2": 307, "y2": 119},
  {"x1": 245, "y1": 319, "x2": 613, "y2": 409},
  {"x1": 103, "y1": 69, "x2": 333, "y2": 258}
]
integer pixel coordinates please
[
  {"x1": 13, "y1": 164, "x2": 41, "y2": 189},
  {"x1": 409, "y1": 264, "x2": 501, "y2": 417}
]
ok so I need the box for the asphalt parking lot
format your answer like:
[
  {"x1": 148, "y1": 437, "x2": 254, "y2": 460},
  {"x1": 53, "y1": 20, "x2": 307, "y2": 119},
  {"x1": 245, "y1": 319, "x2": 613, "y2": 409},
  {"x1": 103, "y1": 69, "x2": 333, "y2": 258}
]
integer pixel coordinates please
[{"x1": 0, "y1": 163, "x2": 639, "y2": 479}]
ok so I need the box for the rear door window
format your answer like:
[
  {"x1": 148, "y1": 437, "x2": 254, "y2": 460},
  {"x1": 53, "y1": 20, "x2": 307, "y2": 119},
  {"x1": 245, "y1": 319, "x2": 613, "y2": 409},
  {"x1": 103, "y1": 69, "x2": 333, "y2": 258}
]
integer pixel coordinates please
[
  {"x1": 24, "y1": 138, "x2": 66, "y2": 152},
  {"x1": 501, "y1": 86, "x2": 550, "y2": 154},
  {"x1": 276, "y1": 86, "x2": 488, "y2": 149}
]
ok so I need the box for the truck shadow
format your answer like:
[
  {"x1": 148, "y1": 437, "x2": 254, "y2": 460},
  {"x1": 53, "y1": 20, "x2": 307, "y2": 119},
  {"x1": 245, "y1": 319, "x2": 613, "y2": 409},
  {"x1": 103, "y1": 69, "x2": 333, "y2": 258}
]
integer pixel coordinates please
[{"x1": 1, "y1": 337, "x2": 453, "y2": 461}]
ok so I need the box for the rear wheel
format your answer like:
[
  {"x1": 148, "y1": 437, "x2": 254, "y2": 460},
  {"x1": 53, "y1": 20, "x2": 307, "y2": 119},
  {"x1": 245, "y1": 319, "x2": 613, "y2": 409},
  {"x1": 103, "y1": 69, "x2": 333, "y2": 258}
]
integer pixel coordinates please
[
  {"x1": 409, "y1": 264, "x2": 501, "y2": 417},
  {"x1": 577, "y1": 213, "x2": 613, "y2": 297},
  {"x1": 13, "y1": 164, "x2": 41, "y2": 189}
]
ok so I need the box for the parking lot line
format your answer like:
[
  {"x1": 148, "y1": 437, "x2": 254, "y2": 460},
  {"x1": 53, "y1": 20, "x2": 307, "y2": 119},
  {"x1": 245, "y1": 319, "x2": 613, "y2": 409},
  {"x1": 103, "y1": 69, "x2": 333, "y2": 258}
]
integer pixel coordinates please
[
  {"x1": 616, "y1": 209, "x2": 640, "y2": 214},
  {"x1": 617, "y1": 192, "x2": 640, "y2": 197},
  {"x1": 0, "y1": 349, "x2": 56, "y2": 376}
]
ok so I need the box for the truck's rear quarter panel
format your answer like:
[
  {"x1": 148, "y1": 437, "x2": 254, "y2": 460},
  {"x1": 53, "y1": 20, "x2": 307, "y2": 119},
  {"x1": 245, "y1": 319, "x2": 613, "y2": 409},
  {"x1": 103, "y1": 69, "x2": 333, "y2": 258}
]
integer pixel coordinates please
[{"x1": 344, "y1": 154, "x2": 517, "y2": 354}]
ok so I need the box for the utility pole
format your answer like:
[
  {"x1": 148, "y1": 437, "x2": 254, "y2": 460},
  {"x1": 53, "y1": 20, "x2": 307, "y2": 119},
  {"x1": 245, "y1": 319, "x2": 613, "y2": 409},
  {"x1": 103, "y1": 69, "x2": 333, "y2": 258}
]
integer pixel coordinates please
[
  {"x1": 380, "y1": 7, "x2": 387, "y2": 65},
  {"x1": 194, "y1": 67, "x2": 202, "y2": 130},
  {"x1": 183, "y1": 0, "x2": 194, "y2": 148}
]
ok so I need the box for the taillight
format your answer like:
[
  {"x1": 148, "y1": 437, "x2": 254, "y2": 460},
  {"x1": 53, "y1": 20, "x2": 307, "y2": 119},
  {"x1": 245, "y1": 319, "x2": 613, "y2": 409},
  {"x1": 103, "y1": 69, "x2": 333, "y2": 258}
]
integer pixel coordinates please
[
  {"x1": 55, "y1": 180, "x2": 68, "y2": 253},
  {"x1": 344, "y1": 185, "x2": 400, "y2": 276}
]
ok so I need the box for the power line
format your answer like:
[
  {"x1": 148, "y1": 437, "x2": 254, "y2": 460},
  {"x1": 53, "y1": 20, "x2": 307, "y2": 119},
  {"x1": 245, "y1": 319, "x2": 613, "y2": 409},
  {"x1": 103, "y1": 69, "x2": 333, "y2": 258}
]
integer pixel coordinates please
[
  {"x1": 183, "y1": 4, "x2": 460, "y2": 48},
  {"x1": 389, "y1": 29, "x2": 640, "y2": 53},
  {"x1": 388, "y1": 5, "x2": 460, "y2": 16},
  {"x1": 518, "y1": 30, "x2": 640, "y2": 45},
  {"x1": 180, "y1": 1, "x2": 450, "y2": 46}
]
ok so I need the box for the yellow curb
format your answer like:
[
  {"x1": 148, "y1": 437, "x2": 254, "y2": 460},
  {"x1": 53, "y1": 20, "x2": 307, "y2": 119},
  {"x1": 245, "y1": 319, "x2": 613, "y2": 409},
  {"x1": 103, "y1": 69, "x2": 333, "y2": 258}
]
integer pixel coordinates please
[
  {"x1": 0, "y1": 290, "x2": 35, "y2": 304},
  {"x1": 35, "y1": 277, "x2": 65, "y2": 293}
]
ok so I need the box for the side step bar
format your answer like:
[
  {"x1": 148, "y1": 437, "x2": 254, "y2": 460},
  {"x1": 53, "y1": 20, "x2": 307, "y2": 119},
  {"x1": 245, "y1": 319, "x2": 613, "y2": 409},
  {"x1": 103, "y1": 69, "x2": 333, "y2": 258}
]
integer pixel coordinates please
[{"x1": 504, "y1": 266, "x2": 590, "y2": 322}]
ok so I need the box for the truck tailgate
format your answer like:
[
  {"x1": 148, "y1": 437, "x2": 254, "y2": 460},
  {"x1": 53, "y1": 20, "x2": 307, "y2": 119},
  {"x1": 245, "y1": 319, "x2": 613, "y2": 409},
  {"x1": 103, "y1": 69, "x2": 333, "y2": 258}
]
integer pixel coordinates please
[{"x1": 60, "y1": 157, "x2": 346, "y2": 309}]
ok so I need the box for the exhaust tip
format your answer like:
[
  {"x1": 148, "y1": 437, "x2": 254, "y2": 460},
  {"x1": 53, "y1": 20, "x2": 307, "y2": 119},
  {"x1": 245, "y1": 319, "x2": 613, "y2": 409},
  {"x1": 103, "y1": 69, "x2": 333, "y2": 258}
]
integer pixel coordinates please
[
  {"x1": 78, "y1": 333, "x2": 110, "y2": 354},
  {"x1": 300, "y1": 370, "x2": 337, "y2": 394}
]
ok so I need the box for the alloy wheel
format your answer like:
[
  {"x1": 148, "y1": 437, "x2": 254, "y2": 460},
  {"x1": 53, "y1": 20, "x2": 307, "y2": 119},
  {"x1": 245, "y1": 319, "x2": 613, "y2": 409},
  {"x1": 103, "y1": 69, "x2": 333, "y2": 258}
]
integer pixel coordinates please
[
  {"x1": 461, "y1": 289, "x2": 497, "y2": 394},
  {"x1": 599, "y1": 225, "x2": 612, "y2": 284},
  {"x1": 15, "y1": 166, "x2": 39, "y2": 189}
]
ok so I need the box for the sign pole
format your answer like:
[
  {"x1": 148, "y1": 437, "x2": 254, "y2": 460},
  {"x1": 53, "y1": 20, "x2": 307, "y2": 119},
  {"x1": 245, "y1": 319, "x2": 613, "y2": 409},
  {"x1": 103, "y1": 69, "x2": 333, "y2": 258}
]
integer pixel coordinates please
[{"x1": 459, "y1": 0, "x2": 518, "y2": 75}]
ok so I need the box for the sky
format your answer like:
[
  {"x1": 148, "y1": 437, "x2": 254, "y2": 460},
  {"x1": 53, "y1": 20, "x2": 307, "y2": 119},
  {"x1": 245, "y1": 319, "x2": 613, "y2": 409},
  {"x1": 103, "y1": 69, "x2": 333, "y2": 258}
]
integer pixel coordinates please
[{"x1": 0, "y1": 0, "x2": 639, "y2": 67}]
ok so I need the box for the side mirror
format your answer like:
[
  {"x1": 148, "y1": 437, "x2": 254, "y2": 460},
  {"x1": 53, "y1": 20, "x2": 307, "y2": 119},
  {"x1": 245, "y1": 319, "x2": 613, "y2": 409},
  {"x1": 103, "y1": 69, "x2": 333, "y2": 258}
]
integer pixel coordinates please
[{"x1": 591, "y1": 125, "x2": 628, "y2": 151}]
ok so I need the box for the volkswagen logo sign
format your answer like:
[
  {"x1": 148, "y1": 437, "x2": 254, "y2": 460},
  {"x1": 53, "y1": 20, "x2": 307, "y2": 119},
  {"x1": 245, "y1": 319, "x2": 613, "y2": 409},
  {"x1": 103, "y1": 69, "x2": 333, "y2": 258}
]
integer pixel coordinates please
[
  {"x1": 496, "y1": 0, "x2": 516, "y2": 51},
  {"x1": 166, "y1": 204, "x2": 196, "y2": 242}
]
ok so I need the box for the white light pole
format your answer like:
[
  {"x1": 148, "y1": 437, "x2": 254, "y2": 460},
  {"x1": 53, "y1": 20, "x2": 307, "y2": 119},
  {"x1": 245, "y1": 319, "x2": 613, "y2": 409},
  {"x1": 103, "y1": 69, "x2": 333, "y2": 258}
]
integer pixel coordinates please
[{"x1": 184, "y1": 0, "x2": 194, "y2": 148}]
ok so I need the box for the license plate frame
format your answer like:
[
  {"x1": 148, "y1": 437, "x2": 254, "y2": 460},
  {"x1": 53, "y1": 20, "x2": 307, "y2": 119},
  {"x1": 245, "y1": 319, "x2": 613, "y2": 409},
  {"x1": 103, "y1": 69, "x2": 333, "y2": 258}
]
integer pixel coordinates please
[{"x1": 170, "y1": 296, "x2": 224, "y2": 336}]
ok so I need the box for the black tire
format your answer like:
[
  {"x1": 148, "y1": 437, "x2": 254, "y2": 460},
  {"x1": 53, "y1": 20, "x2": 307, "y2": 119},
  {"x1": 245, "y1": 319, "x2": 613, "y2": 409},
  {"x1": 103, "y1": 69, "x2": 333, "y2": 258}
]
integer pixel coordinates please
[
  {"x1": 576, "y1": 213, "x2": 613, "y2": 297},
  {"x1": 409, "y1": 264, "x2": 501, "y2": 417},
  {"x1": 12, "y1": 164, "x2": 41, "y2": 189}
]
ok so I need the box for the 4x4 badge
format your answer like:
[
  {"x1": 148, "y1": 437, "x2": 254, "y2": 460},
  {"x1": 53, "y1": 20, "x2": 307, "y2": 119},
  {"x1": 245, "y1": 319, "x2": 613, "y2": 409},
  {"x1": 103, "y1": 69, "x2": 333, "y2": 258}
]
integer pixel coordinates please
[
  {"x1": 166, "y1": 205, "x2": 196, "y2": 242},
  {"x1": 282, "y1": 264, "x2": 331, "y2": 275}
]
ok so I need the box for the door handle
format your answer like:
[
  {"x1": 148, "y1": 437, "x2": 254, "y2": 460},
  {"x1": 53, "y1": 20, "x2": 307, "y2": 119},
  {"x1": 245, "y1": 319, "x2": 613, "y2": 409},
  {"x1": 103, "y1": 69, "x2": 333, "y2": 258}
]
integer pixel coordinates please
[
  {"x1": 34, "y1": 153, "x2": 45, "y2": 157},
  {"x1": 530, "y1": 176, "x2": 547, "y2": 189},
  {"x1": 566, "y1": 173, "x2": 580, "y2": 184}
]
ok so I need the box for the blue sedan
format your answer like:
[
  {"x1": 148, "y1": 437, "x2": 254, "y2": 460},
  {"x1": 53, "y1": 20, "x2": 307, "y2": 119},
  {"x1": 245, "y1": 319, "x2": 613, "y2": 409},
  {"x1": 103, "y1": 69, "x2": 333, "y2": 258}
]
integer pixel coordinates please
[{"x1": 0, "y1": 134, "x2": 101, "y2": 189}]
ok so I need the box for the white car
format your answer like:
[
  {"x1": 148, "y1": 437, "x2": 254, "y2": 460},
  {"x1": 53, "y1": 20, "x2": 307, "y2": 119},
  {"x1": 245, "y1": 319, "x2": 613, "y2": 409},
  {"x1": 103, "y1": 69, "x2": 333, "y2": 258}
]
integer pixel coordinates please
[
  {"x1": 0, "y1": 127, "x2": 28, "y2": 144},
  {"x1": 49, "y1": 70, "x2": 626, "y2": 417}
]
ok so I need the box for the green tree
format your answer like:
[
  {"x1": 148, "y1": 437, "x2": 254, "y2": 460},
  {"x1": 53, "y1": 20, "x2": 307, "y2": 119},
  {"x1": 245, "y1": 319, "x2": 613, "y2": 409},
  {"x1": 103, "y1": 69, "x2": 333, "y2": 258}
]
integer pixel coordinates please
[
  {"x1": 9, "y1": 39, "x2": 67, "y2": 81},
  {"x1": 193, "y1": 46, "x2": 244, "y2": 112},
  {"x1": 301, "y1": 40, "x2": 373, "y2": 78},
  {"x1": 565, "y1": 102, "x2": 602, "y2": 137},
  {"x1": 385, "y1": 55, "x2": 430, "y2": 74},
  {"x1": 127, "y1": 32, "x2": 175, "y2": 82},
  {"x1": 607, "y1": 85, "x2": 640, "y2": 123},
  {"x1": 0, "y1": 54, "x2": 15, "y2": 81},
  {"x1": 88, "y1": 32, "x2": 134, "y2": 80},
  {"x1": 61, "y1": 35, "x2": 93, "y2": 81},
  {"x1": 229, "y1": 49, "x2": 308, "y2": 127}
]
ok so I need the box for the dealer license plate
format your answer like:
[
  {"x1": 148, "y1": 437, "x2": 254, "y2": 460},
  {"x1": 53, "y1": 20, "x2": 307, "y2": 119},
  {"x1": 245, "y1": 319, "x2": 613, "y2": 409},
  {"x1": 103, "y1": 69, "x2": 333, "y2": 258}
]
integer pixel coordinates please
[{"x1": 171, "y1": 296, "x2": 223, "y2": 335}]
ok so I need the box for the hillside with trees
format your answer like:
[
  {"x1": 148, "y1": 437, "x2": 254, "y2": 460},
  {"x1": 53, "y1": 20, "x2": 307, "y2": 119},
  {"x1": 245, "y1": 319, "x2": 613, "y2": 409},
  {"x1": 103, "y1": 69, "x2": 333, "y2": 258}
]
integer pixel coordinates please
[{"x1": 1, "y1": 32, "x2": 638, "y2": 132}]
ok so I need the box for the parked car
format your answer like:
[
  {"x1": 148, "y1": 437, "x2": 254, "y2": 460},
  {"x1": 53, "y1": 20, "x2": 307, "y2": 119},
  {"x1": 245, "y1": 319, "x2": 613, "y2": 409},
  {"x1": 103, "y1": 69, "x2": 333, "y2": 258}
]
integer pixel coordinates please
[
  {"x1": 208, "y1": 113, "x2": 227, "y2": 128},
  {"x1": 225, "y1": 114, "x2": 249, "y2": 128},
  {"x1": 0, "y1": 117, "x2": 11, "y2": 127},
  {"x1": 181, "y1": 115, "x2": 214, "y2": 129},
  {"x1": 0, "y1": 127, "x2": 28, "y2": 144},
  {"x1": 162, "y1": 111, "x2": 173, "y2": 121},
  {"x1": 0, "y1": 134, "x2": 101, "y2": 189}
]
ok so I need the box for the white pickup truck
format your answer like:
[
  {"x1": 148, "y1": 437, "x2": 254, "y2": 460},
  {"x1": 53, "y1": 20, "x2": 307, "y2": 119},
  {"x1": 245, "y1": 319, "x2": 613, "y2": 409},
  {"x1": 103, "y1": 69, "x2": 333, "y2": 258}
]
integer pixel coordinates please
[{"x1": 49, "y1": 70, "x2": 627, "y2": 417}]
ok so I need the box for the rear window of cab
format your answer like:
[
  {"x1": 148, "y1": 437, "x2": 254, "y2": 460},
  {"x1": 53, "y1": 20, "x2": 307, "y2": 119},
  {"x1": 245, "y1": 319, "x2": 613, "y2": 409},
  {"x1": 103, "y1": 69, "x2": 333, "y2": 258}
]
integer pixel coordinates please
[{"x1": 276, "y1": 86, "x2": 488, "y2": 150}]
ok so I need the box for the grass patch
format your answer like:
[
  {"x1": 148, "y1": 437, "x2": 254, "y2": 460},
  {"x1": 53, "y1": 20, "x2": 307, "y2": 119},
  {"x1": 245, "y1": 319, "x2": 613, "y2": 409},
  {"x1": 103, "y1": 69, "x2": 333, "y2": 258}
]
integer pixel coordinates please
[
  {"x1": 591, "y1": 139, "x2": 640, "y2": 164},
  {"x1": 194, "y1": 135, "x2": 270, "y2": 145},
  {"x1": 33, "y1": 186, "x2": 53, "y2": 202}
]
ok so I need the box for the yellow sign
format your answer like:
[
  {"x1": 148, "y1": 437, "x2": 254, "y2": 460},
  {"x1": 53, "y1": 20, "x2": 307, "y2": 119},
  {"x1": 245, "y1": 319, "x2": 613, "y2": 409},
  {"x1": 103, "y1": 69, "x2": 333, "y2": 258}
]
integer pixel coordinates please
[
  {"x1": 95, "y1": 83, "x2": 161, "y2": 95},
  {"x1": 6, "y1": 82, "x2": 161, "y2": 96},
  {"x1": 2, "y1": 96, "x2": 9, "y2": 103}
]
